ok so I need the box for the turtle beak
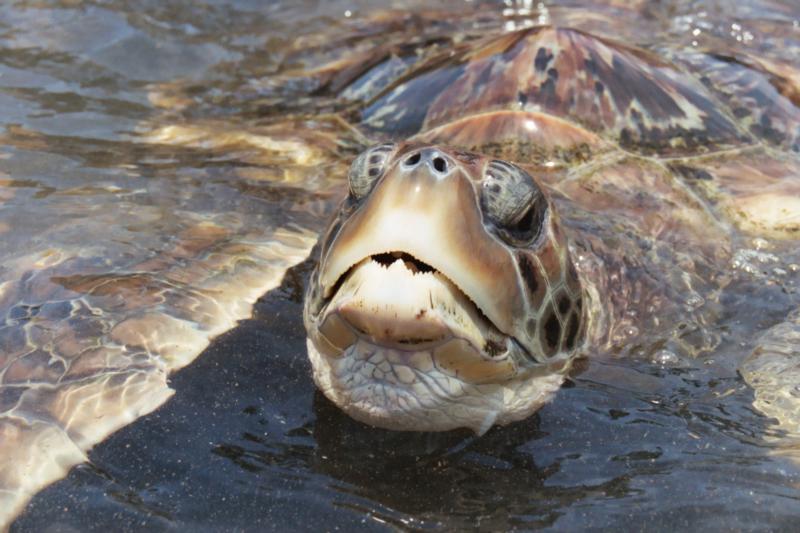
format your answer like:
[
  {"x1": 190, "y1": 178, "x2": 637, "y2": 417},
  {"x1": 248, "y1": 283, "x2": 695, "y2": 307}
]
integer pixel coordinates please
[{"x1": 318, "y1": 146, "x2": 525, "y2": 339}]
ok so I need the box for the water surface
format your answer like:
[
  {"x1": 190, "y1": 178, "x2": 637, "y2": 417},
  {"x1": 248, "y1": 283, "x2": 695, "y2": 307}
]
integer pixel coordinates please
[{"x1": 1, "y1": 0, "x2": 800, "y2": 530}]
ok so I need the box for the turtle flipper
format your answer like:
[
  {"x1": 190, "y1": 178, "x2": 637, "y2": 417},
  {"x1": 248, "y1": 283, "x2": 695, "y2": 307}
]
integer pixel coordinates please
[
  {"x1": 0, "y1": 116, "x2": 331, "y2": 526},
  {"x1": 0, "y1": 226, "x2": 319, "y2": 527}
]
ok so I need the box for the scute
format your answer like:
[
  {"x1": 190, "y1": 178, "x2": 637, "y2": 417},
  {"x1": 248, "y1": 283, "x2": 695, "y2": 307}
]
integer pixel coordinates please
[
  {"x1": 411, "y1": 110, "x2": 609, "y2": 164},
  {"x1": 675, "y1": 51, "x2": 800, "y2": 151},
  {"x1": 363, "y1": 27, "x2": 749, "y2": 156}
]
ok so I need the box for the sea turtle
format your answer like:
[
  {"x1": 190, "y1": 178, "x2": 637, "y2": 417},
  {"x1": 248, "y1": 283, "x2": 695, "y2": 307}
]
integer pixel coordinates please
[
  {"x1": 2, "y1": 1, "x2": 800, "y2": 527},
  {"x1": 300, "y1": 17, "x2": 800, "y2": 433}
]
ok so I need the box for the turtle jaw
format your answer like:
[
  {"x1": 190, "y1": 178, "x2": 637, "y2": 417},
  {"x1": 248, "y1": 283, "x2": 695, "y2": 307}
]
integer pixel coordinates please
[
  {"x1": 305, "y1": 335, "x2": 565, "y2": 434},
  {"x1": 309, "y1": 252, "x2": 522, "y2": 380},
  {"x1": 303, "y1": 252, "x2": 564, "y2": 434}
]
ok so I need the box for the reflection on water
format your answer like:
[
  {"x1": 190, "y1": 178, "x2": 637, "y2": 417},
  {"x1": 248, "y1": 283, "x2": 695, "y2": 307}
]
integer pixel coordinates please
[
  {"x1": 1, "y1": 0, "x2": 799, "y2": 530},
  {"x1": 15, "y1": 259, "x2": 800, "y2": 530}
]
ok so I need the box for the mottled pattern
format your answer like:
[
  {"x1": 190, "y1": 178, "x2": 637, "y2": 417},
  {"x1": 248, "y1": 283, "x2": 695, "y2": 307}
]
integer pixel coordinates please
[
  {"x1": 675, "y1": 51, "x2": 800, "y2": 151},
  {"x1": 305, "y1": 0, "x2": 800, "y2": 460},
  {"x1": 363, "y1": 27, "x2": 749, "y2": 155},
  {"x1": 0, "y1": 120, "x2": 347, "y2": 524}
]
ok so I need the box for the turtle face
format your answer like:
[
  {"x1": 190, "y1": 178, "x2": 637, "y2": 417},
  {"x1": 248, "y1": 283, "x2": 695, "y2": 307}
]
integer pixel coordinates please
[{"x1": 303, "y1": 143, "x2": 585, "y2": 433}]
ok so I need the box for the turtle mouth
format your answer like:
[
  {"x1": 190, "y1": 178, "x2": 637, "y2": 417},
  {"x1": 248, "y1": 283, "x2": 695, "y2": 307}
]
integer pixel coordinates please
[
  {"x1": 304, "y1": 249, "x2": 557, "y2": 434},
  {"x1": 372, "y1": 251, "x2": 436, "y2": 274},
  {"x1": 307, "y1": 249, "x2": 526, "y2": 384}
]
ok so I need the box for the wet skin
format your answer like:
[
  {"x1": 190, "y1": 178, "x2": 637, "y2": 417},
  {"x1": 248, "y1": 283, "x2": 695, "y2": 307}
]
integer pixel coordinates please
[{"x1": 304, "y1": 143, "x2": 584, "y2": 433}]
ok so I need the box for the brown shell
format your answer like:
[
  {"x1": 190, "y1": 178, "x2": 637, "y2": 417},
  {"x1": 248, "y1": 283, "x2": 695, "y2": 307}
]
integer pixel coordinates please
[{"x1": 362, "y1": 27, "x2": 749, "y2": 156}]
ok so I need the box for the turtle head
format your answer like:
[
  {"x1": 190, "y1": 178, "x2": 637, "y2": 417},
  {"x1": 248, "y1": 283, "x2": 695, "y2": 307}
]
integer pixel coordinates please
[{"x1": 303, "y1": 143, "x2": 585, "y2": 433}]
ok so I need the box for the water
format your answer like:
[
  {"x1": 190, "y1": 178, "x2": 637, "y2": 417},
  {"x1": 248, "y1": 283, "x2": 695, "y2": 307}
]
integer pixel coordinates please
[
  {"x1": 2, "y1": 0, "x2": 800, "y2": 530},
  {"x1": 13, "y1": 260, "x2": 800, "y2": 530}
]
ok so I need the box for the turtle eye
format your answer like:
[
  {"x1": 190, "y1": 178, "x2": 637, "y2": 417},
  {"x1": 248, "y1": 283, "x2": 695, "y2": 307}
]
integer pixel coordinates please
[
  {"x1": 480, "y1": 160, "x2": 547, "y2": 245},
  {"x1": 348, "y1": 143, "x2": 396, "y2": 199}
]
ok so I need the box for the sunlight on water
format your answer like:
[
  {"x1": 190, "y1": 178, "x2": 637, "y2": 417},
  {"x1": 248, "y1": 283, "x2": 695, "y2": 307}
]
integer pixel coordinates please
[{"x1": 0, "y1": 0, "x2": 799, "y2": 530}]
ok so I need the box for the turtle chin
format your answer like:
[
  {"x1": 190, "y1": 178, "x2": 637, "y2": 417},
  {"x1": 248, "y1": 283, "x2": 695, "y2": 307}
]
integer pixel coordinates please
[
  {"x1": 305, "y1": 337, "x2": 564, "y2": 435},
  {"x1": 303, "y1": 253, "x2": 565, "y2": 434}
]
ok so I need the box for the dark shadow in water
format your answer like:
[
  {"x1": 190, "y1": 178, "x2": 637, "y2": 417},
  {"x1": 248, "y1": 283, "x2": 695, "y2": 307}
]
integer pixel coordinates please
[{"x1": 14, "y1": 259, "x2": 800, "y2": 532}]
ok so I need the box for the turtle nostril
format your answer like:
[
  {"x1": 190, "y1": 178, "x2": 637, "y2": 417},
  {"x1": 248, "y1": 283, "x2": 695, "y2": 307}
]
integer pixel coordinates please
[
  {"x1": 432, "y1": 156, "x2": 447, "y2": 173},
  {"x1": 404, "y1": 152, "x2": 421, "y2": 166}
]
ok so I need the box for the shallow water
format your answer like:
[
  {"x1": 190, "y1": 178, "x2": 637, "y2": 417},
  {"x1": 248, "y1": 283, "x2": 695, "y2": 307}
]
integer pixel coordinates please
[
  {"x1": 2, "y1": 0, "x2": 800, "y2": 530},
  {"x1": 14, "y1": 260, "x2": 800, "y2": 531}
]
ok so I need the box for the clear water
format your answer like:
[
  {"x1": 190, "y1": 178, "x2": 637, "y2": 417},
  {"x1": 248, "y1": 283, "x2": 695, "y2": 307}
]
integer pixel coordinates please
[
  {"x1": 2, "y1": 0, "x2": 800, "y2": 530},
  {"x1": 14, "y1": 260, "x2": 800, "y2": 530}
]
